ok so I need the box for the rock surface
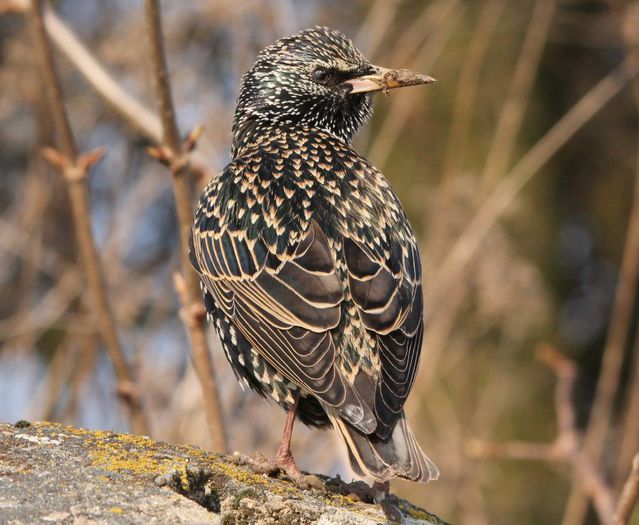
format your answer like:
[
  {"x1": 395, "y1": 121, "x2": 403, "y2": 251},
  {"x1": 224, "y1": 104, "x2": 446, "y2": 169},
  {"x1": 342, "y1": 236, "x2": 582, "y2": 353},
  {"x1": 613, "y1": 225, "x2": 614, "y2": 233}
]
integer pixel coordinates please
[{"x1": 0, "y1": 421, "x2": 447, "y2": 524}]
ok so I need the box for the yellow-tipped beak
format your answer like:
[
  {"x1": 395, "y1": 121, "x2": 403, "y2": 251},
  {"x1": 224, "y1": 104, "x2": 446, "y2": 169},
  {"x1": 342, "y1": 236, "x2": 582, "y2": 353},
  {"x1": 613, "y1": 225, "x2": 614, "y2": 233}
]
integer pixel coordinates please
[{"x1": 344, "y1": 65, "x2": 436, "y2": 94}]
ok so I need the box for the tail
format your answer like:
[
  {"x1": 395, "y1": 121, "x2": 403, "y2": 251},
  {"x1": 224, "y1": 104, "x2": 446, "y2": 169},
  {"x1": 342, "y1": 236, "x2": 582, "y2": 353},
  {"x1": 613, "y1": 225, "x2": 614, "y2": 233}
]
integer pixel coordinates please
[{"x1": 329, "y1": 410, "x2": 439, "y2": 483}]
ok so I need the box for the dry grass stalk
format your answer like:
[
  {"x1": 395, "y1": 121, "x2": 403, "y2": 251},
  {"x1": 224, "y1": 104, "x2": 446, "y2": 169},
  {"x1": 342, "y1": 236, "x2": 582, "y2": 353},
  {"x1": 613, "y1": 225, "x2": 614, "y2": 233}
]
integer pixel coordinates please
[
  {"x1": 468, "y1": 345, "x2": 616, "y2": 524},
  {"x1": 143, "y1": 0, "x2": 227, "y2": 453},
  {"x1": 480, "y1": 0, "x2": 557, "y2": 190},
  {"x1": 29, "y1": 0, "x2": 148, "y2": 435},
  {"x1": 430, "y1": 53, "x2": 639, "y2": 313},
  {"x1": 441, "y1": 0, "x2": 506, "y2": 184},
  {"x1": 562, "y1": 3, "x2": 639, "y2": 522},
  {"x1": 613, "y1": 454, "x2": 639, "y2": 525}
]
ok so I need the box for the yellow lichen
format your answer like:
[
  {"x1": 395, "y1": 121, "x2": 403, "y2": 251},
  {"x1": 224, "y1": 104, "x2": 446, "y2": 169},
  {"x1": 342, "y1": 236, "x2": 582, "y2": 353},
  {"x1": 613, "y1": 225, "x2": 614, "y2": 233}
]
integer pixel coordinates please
[
  {"x1": 88, "y1": 437, "x2": 187, "y2": 477},
  {"x1": 401, "y1": 503, "x2": 433, "y2": 522},
  {"x1": 108, "y1": 507, "x2": 124, "y2": 514},
  {"x1": 214, "y1": 460, "x2": 269, "y2": 487},
  {"x1": 26, "y1": 422, "x2": 395, "y2": 522}
]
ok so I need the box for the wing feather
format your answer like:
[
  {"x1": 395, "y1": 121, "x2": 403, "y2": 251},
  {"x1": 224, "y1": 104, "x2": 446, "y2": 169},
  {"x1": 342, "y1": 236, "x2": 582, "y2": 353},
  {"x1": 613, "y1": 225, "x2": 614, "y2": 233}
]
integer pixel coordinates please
[
  {"x1": 345, "y1": 236, "x2": 423, "y2": 439},
  {"x1": 191, "y1": 157, "x2": 425, "y2": 441},
  {"x1": 191, "y1": 216, "x2": 377, "y2": 433}
]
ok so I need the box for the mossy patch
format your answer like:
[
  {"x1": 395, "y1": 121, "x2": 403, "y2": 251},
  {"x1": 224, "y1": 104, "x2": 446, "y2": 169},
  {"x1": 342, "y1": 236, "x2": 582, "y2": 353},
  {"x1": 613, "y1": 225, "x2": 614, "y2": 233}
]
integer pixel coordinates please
[
  {"x1": 399, "y1": 500, "x2": 445, "y2": 523},
  {"x1": 88, "y1": 435, "x2": 187, "y2": 478},
  {"x1": 7, "y1": 423, "x2": 447, "y2": 524}
]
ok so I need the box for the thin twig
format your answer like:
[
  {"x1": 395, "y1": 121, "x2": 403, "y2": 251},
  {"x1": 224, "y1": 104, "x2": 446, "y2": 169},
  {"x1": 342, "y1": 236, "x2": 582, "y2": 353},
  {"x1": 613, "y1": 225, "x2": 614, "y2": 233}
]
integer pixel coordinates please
[
  {"x1": 481, "y1": 0, "x2": 557, "y2": 190},
  {"x1": 441, "y1": 0, "x2": 507, "y2": 183},
  {"x1": 617, "y1": 329, "x2": 639, "y2": 490},
  {"x1": 30, "y1": 0, "x2": 148, "y2": 435},
  {"x1": 429, "y1": 54, "x2": 639, "y2": 319},
  {"x1": 469, "y1": 345, "x2": 616, "y2": 524},
  {"x1": 613, "y1": 454, "x2": 639, "y2": 525},
  {"x1": 144, "y1": 0, "x2": 227, "y2": 453},
  {"x1": 7, "y1": 0, "x2": 218, "y2": 170},
  {"x1": 585, "y1": 47, "x2": 639, "y2": 490},
  {"x1": 563, "y1": 2, "x2": 639, "y2": 521},
  {"x1": 609, "y1": 0, "x2": 639, "y2": 498}
]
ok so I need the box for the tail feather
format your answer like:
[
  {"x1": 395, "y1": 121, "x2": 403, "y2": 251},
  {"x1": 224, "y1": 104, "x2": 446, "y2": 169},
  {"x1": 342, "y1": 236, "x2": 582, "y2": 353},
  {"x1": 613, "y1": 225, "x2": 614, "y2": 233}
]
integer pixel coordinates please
[{"x1": 329, "y1": 410, "x2": 439, "y2": 483}]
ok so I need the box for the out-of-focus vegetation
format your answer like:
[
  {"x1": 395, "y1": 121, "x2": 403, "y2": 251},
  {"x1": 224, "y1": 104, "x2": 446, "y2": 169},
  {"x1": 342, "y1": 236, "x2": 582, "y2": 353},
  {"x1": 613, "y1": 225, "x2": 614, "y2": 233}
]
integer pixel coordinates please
[{"x1": 1, "y1": 1, "x2": 638, "y2": 524}]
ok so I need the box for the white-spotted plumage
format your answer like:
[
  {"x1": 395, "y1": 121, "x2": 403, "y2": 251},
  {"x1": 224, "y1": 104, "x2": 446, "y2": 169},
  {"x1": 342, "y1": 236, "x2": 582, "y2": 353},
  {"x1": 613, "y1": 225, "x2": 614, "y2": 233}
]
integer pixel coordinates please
[{"x1": 189, "y1": 26, "x2": 438, "y2": 483}]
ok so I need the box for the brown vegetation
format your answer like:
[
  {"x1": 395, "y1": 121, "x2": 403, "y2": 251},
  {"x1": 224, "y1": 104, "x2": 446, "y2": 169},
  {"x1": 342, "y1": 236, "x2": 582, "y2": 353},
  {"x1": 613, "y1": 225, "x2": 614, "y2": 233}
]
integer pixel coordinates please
[{"x1": 1, "y1": 1, "x2": 639, "y2": 524}]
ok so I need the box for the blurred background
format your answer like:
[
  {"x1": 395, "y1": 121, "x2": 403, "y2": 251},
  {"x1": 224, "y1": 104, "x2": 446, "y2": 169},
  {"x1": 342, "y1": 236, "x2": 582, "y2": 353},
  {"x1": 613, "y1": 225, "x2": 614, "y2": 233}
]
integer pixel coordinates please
[{"x1": 1, "y1": 1, "x2": 639, "y2": 524}]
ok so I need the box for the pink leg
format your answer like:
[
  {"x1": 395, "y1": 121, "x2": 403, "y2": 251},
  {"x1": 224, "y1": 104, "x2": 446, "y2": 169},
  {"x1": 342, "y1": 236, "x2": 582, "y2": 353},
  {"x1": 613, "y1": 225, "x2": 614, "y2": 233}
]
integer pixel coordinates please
[
  {"x1": 233, "y1": 396, "x2": 322, "y2": 488},
  {"x1": 274, "y1": 396, "x2": 302, "y2": 478}
]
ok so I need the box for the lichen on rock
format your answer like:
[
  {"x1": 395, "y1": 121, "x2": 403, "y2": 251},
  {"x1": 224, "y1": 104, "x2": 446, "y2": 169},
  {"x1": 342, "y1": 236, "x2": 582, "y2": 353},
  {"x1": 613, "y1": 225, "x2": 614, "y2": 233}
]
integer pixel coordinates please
[{"x1": 0, "y1": 421, "x2": 447, "y2": 524}]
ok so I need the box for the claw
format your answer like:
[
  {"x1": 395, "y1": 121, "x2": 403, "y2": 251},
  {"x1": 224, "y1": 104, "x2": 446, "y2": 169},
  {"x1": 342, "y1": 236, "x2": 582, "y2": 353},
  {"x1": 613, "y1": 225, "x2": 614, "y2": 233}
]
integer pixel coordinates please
[{"x1": 232, "y1": 452, "x2": 324, "y2": 489}]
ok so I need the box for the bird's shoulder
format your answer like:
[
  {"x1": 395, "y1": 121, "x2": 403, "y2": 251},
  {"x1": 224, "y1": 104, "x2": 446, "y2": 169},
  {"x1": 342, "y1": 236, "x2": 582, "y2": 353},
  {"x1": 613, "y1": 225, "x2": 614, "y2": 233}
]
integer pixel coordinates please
[{"x1": 195, "y1": 126, "x2": 416, "y2": 260}]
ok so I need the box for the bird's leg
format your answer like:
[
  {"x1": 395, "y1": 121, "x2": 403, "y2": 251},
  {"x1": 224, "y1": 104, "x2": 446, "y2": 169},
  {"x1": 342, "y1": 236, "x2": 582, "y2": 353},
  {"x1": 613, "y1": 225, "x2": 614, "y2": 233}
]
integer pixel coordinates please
[
  {"x1": 273, "y1": 396, "x2": 301, "y2": 478},
  {"x1": 273, "y1": 396, "x2": 322, "y2": 488},
  {"x1": 233, "y1": 396, "x2": 324, "y2": 489}
]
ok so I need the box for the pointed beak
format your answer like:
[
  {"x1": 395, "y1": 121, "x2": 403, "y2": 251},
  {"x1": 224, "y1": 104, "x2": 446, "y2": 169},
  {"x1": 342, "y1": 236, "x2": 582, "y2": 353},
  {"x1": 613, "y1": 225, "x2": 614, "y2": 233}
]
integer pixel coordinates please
[{"x1": 343, "y1": 65, "x2": 436, "y2": 95}]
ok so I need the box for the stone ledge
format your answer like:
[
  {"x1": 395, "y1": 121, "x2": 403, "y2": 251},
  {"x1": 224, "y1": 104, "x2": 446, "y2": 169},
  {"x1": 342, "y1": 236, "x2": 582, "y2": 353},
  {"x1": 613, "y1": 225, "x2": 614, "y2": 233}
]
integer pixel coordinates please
[{"x1": 0, "y1": 421, "x2": 447, "y2": 524}]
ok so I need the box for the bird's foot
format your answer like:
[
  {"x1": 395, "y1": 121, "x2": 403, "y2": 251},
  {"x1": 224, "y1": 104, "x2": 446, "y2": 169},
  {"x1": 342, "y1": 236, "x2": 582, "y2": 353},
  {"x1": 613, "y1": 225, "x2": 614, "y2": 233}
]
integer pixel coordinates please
[
  {"x1": 231, "y1": 451, "x2": 324, "y2": 490},
  {"x1": 325, "y1": 478, "x2": 402, "y2": 521},
  {"x1": 325, "y1": 477, "x2": 386, "y2": 503}
]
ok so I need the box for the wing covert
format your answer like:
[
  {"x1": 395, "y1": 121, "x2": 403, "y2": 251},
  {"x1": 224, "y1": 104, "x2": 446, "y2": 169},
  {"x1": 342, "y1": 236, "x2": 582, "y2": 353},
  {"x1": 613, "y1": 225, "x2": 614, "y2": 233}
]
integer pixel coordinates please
[
  {"x1": 191, "y1": 204, "x2": 378, "y2": 433},
  {"x1": 344, "y1": 235, "x2": 424, "y2": 439}
]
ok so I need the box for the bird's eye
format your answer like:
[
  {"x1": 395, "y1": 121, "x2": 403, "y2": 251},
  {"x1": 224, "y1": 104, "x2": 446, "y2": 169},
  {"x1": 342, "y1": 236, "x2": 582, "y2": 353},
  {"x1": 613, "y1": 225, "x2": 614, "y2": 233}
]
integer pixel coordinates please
[{"x1": 313, "y1": 67, "x2": 329, "y2": 83}]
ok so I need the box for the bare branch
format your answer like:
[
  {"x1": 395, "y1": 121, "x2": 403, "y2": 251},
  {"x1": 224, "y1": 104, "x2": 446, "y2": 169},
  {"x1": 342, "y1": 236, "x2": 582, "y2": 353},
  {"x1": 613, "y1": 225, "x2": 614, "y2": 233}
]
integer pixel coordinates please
[
  {"x1": 562, "y1": 2, "x2": 639, "y2": 520},
  {"x1": 144, "y1": 0, "x2": 227, "y2": 453},
  {"x1": 429, "y1": 54, "x2": 639, "y2": 319},
  {"x1": 481, "y1": 0, "x2": 557, "y2": 190},
  {"x1": 469, "y1": 345, "x2": 615, "y2": 525},
  {"x1": 29, "y1": 0, "x2": 148, "y2": 435},
  {"x1": 9, "y1": 0, "x2": 218, "y2": 170},
  {"x1": 613, "y1": 454, "x2": 639, "y2": 525}
]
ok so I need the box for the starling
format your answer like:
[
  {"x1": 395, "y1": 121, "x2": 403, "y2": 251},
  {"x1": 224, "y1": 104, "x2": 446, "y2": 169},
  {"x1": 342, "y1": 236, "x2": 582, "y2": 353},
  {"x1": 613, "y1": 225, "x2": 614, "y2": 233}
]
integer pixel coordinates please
[{"x1": 190, "y1": 26, "x2": 438, "y2": 484}]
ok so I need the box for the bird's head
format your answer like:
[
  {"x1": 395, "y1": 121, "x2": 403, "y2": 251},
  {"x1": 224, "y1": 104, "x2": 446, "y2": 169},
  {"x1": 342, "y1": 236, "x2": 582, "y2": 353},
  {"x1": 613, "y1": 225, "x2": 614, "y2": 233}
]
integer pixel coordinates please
[{"x1": 231, "y1": 26, "x2": 435, "y2": 156}]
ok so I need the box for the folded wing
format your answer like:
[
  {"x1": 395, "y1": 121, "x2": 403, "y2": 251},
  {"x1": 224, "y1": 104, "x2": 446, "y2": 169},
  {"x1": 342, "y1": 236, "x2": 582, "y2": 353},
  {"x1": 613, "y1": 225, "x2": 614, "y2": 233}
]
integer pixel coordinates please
[{"x1": 191, "y1": 216, "x2": 378, "y2": 433}]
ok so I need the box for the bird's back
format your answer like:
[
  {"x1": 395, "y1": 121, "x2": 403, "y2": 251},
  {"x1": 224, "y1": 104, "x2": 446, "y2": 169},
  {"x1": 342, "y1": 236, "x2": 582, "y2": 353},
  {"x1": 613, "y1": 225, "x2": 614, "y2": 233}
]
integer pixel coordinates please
[
  {"x1": 191, "y1": 125, "x2": 424, "y2": 439},
  {"x1": 190, "y1": 25, "x2": 438, "y2": 485}
]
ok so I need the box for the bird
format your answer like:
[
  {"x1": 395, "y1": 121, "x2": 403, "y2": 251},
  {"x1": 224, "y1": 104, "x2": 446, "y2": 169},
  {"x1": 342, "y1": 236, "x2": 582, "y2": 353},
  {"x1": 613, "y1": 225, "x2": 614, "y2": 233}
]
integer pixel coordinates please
[{"x1": 189, "y1": 26, "x2": 438, "y2": 486}]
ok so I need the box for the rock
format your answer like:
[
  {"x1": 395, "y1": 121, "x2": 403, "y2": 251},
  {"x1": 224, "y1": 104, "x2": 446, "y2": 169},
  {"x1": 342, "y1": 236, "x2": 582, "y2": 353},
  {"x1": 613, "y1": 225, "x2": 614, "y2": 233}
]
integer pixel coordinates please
[{"x1": 0, "y1": 421, "x2": 448, "y2": 524}]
